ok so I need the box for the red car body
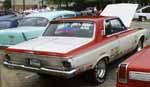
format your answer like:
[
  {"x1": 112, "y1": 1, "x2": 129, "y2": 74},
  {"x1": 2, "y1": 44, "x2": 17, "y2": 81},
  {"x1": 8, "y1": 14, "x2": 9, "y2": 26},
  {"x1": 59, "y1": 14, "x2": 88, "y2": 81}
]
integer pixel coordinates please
[{"x1": 117, "y1": 46, "x2": 150, "y2": 87}]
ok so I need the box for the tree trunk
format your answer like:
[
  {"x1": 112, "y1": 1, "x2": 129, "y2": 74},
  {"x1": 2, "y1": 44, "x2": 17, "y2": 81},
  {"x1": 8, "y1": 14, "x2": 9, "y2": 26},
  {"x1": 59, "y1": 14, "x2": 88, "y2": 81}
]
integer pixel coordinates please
[{"x1": 66, "y1": 1, "x2": 69, "y2": 8}]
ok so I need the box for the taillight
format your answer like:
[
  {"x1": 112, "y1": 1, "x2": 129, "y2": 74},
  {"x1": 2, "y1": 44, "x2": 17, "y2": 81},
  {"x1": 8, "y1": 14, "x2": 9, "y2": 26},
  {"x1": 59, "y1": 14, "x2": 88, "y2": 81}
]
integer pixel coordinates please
[
  {"x1": 4, "y1": 54, "x2": 11, "y2": 63},
  {"x1": 117, "y1": 63, "x2": 128, "y2": 83},
  {"x1": 62, "y1": 61, "x2": 72, "y2": 70}
]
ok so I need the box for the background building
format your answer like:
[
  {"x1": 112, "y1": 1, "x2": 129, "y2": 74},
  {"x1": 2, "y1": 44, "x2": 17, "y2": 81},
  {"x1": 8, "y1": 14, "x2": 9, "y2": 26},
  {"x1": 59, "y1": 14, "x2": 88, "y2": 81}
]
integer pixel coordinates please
[
  {"x1": 0, "y1": 0, "x2": 4, "y2": 9},
  {"x1": 1, "y1": 0, "x2": 149, "y2": 11},
  {"x1": 11, "y1": 0, "x2": 48, "y2": 11}
]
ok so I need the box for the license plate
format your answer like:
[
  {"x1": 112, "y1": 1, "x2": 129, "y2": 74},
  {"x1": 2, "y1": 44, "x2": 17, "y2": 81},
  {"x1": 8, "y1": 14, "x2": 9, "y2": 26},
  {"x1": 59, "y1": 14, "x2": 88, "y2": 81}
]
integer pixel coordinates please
[{"x1": 29, "y1": 59, "x2": 41, "y2": 67}]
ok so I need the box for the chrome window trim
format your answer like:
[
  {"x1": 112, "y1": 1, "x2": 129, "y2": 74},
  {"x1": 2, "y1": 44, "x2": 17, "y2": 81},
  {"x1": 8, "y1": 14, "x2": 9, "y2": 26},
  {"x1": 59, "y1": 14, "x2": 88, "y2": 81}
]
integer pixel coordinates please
[{"x1": 129, "y1": 71, "x2": 150, "y2": 81}]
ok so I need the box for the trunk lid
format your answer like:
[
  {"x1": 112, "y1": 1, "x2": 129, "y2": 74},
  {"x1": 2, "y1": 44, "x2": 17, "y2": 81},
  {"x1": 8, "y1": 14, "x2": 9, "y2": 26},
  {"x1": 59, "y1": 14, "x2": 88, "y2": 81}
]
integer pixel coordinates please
[{"x1": 9, "y1": 36, "x2": 93, "y2": 54}]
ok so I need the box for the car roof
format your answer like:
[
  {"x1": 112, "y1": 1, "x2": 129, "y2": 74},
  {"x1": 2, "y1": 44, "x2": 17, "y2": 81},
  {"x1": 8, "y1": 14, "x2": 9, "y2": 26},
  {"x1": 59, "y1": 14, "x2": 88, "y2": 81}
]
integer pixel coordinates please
[
  {"x1": 52, "y1": 16, "x2": 117, "y2": 22},
  {"x1": 26, "y1": 10, "x2": 76, "y2": 21},
  {"x1": 137, "y1": 5, "x2": 150, "y2": 10},
  {"x1": 0, "y1": 16, "x2": 22, "y2": 21}
]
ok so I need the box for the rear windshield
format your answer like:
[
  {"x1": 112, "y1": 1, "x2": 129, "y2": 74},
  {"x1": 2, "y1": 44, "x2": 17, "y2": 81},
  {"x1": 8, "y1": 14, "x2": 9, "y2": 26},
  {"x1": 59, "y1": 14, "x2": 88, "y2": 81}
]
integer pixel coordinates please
[{"x1": 43, "y1": 21, "x2": 95, "y2": 38}]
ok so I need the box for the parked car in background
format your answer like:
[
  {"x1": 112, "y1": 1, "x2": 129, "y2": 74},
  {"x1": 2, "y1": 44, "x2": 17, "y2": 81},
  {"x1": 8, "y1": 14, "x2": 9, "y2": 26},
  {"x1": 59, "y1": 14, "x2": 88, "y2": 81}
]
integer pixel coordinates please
[
  {"x1": 134, "y1": 5, "x2": 150, "y2": 21},
  {"x1": 0, "y1": 11, "x2": 78, "y2": 47},
  {"x1": 117, "y1": 46, "x2": 150, "y2": 87},
  {"x1": 4, "y1": 4, "x2": 149, "y2": 84},
  {"x1": 0, "y1": 10, "x2": 16, "y2": 19},
  {"x1": 0, "y1": 17, "x2": 21, "y2": 30}
]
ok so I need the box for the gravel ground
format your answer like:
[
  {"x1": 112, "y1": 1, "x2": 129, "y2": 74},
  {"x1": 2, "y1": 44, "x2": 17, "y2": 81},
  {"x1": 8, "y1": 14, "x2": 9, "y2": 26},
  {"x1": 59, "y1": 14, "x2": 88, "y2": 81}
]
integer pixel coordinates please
[{"x1": 0, "y1": 21, "x2": 150, "y2": 87}]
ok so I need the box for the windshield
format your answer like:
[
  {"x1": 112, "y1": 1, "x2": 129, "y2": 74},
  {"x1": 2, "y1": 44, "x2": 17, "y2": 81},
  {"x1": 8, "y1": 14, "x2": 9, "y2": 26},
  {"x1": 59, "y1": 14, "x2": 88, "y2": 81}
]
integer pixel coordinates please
[
  {"x1": 19, "y1": 17, "x2": 49, "y2": 27},
  {"x1": 43, "y1": 21, "x2": 95, "y2": 38},
  {"x1": 0, "y1": 21, "x2": 11, "y2": 29}
]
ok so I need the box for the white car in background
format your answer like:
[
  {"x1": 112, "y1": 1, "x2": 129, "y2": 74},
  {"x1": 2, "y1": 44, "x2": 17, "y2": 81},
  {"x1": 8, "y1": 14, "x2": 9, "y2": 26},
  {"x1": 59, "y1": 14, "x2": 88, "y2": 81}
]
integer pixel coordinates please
[{"x1": 134, "y1": 5, "x2": 150, "y2": 21}]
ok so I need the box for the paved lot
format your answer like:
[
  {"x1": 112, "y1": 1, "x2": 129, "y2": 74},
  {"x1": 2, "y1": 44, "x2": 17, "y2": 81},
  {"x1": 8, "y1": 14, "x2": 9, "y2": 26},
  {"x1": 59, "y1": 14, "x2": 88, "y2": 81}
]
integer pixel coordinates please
[{"x1": 0, "y1": 21, "x2": 150, "y2": 87}]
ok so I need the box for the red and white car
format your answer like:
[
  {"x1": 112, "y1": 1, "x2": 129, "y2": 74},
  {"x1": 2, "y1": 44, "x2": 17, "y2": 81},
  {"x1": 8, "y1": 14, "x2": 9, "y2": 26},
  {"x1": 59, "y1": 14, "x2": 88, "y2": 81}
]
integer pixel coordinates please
[
  {"x1": 117, "y1": 46, "x2": 150, "y2": 87},
  {"x1": 3, "y1": 4, "x2": 149, "y2": 84}
]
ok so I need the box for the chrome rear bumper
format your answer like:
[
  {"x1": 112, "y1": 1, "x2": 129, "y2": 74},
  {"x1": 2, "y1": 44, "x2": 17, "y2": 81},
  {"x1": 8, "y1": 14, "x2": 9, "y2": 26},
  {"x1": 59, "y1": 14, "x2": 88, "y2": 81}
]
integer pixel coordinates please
[{"x1": 3, "y1": 61, "x2": 77, "y2": 78}]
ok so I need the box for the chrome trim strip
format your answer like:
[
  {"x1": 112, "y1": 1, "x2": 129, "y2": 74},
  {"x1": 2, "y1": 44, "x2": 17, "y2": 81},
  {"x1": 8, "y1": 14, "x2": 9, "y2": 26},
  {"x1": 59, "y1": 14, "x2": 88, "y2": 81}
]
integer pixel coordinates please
[
  {"x1": 22, "y1": 32, "x2": 28, "y2": 41},
  {"x1": 6, "y1": 51, "x2": 69, "y2": 59},
  {"x1": 4, "y1": 61, "x2": 77, "y2": 78},
  {"x1": 129, "y1": 71, "x2": 150, "y2": 81}
]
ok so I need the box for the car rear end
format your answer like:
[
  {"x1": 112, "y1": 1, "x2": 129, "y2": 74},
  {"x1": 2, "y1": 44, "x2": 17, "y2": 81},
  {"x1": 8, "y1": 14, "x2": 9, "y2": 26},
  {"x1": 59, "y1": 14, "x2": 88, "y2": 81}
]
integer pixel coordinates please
[
  {"x1": 117, "y1": 47, "x2": 150, "y2": 87},
  {"x1": 3, "y1": 49, "x2": 78, "y2": 78}
]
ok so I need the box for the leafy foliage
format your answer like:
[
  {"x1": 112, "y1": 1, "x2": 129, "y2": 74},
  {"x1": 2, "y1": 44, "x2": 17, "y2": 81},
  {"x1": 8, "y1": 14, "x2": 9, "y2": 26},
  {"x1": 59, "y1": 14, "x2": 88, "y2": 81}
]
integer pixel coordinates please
[{"x1": 3, "y1": 0, "x2": 12, "y2": 10}]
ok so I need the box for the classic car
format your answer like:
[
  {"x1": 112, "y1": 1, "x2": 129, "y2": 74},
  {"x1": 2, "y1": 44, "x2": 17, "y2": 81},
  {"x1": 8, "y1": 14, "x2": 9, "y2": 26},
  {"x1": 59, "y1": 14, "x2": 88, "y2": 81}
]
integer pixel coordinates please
[
  {"x1": 117, "y1": 46, "x2": 150, "y2": 87},
  {"x1": 0, "y1": 10, "x2": 17, "y2": 19},
  {"x1": 134, "y1": 5, "x2": 150, "y2": 21},
  {"x1": 0, "y1": 17, "x2": 21, "y2": 29},
  {"x1": 0, "y1": 10, "x2": 78, "y2": 47},
  {"x1": 3, "y1": 4, "x2": 149, "y2": 84}
]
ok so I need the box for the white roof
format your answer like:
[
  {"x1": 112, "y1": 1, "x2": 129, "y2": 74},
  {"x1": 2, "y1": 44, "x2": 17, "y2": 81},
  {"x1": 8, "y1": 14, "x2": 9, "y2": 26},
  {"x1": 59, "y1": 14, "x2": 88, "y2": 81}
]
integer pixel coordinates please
[
  {"x1": 26, "y1": 11, "x2": 76, "y2": 21},
  {"x1": 101, "y1": 3, "x2": 138, "y2": 27}
]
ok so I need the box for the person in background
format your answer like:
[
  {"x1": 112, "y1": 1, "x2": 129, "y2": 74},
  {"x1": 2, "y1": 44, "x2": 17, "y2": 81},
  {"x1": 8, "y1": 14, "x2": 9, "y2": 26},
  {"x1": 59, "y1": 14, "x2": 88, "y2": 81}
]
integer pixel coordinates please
[{"x1": 95, "y1": 6, "x2": 102, "y2": 16}]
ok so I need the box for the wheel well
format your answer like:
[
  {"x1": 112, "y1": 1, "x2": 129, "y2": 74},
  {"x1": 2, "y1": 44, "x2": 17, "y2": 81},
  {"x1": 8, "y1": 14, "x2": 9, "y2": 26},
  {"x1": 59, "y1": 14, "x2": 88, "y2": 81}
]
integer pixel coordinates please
[
  {"x1": 102, "y1": 57, "x2": 109, "y2": 64},
  {"x1": 139, "y1": 16, "x2": 147, "y2": 21},
  {"x1": 139, "y1": 16, "x2": 147, "y2": 19}
]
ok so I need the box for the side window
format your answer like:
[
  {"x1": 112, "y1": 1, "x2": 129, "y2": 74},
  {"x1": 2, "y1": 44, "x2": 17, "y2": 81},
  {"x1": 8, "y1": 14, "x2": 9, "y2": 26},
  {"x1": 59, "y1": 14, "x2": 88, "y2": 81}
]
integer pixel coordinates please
[
  {"x1": 105, "y1": 19, "x2": 126, "y2": 35},
  {"x1": 36, "y1": 18, "x2": 49, "y2": 26},
  {"x1": 105, "y1": 20, "x2": 112, "y2": 35},
  {"x1": 142, "y1": 7, "x2": 150, "y2": 13},
  {"x1": 63, "y1": 14, "x2": 75, "y2": 18}
]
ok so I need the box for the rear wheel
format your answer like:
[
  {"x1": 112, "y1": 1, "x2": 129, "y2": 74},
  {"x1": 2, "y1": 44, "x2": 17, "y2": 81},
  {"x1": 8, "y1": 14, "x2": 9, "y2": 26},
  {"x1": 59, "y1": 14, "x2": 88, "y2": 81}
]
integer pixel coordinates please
[
  {"x1": 136, "y1": 38, "x2": 144, "y2": 52},
  {"x1": 139, "y1": 16, "x2": 146, "y2": 22},
  {"x1": 86, "y1": 59, "x2": 107, "y2": 84}
]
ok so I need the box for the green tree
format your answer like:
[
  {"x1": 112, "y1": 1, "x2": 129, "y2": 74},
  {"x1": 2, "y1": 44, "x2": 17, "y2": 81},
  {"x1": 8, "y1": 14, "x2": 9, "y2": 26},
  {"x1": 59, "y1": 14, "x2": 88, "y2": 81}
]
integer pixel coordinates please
[
  {"x1": 143, "y1": 0, "x2": 150, "y2": 5},
  {"x1": 3, "y1": 0, "x2": 12, "y2": 10}
]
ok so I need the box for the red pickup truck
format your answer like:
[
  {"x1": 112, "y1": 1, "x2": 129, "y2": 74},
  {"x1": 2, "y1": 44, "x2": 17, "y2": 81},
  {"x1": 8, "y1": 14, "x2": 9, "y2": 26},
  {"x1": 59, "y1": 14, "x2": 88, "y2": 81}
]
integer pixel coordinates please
[{"x1": 117, "y1": 46, "x2": 150, "y2": 87}]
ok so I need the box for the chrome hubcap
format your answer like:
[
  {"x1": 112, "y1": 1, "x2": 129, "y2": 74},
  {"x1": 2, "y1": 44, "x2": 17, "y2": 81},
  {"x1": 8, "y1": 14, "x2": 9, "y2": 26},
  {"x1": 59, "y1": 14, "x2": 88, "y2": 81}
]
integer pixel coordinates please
[
  {"x1": 141, "y1": 18, "x2": 145, "y2": 22},
  {"x1": 137, "y1": 41, "x2": 142, "y2": 51},
  {"x1": 95, "y1": 60, "x2": 106, "y2": 78},
  {"x1": 137, "y1": 46, "x2": 142, "y2": 51}
]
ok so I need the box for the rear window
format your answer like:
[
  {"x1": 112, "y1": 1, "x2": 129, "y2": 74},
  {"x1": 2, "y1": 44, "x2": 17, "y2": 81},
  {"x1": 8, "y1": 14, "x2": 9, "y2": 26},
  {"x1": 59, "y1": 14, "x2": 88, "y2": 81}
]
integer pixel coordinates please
[
  {"x1": 44, "y1": 21, "x2": 95, "y2": 38},
  {"x1": 19, "y1": 17, "x2": 49, "y2": 27}
]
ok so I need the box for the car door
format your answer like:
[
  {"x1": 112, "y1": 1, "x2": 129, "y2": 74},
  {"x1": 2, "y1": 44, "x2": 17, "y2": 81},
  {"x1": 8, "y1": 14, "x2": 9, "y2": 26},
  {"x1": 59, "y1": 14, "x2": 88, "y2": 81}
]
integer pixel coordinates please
[
  {"x1": 142, "y1": 6, "x2": 150, "y2": 19},
  {"x1": 109, "y1": 18, "x2": 135, "y2": 55},
  {"x1": 104, "y1": 19, "x2": 122, "y2": 60}
]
